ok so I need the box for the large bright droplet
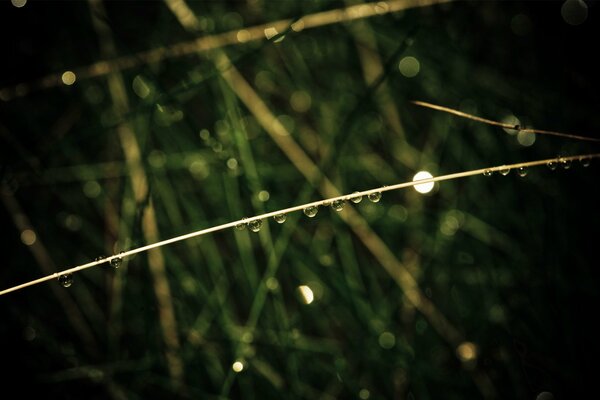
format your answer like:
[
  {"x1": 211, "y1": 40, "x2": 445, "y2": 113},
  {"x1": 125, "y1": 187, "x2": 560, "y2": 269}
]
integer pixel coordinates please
[
  {"x1": 412, "y1": 171, "x2": 434, "y2": 194},
  {"x1": 298, "y1": 285, "x2": 314, "y2": 304}
]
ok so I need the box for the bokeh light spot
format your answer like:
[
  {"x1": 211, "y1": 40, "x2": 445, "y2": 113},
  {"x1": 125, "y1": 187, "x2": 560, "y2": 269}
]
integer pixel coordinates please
[
  {"x1": 298, "y1": 285, "x2": 314, "y2": 304},
  {"x1": 561, "y1": 0, "x2": 587, "y2": 25},
  {"x1": 399, "y1": 56, "x2": 420, "y2": 78},
  {"x1": 456, "y1": 341, "x2": 478, "y2": 362},
  {"x1": 61, "y1": 71, "x2": 77, "y2": 86},
  {"x1": 21, "y1": 229, "x2": 37, "y2": 246},
  {"x1": 232, "y1": 360, "x2": 244, "y2": 372},
  {"x1": 11, "y1": 0, "x2": 27, "y2": 8},
  {"x1": 413, "y1": 171, "x2": 434, "y2": 194}
]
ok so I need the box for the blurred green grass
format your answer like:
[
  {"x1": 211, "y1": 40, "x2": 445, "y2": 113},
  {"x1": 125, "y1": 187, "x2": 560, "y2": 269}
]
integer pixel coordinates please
[{"x1": 1, "y1": 1, "x2": 599, "y2": 399}]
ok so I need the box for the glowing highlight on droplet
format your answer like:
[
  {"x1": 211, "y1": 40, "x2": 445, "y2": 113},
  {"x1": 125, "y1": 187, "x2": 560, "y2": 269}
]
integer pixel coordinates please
[{"x1": 412, "y1": 171, "x2": 434, "y2": 194}]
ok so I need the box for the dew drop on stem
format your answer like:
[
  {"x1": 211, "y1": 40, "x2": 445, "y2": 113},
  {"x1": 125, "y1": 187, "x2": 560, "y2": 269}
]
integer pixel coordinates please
[
  {"x1": 368, "y1": 192, "x2": 382, "y2": 203},
  {"x1": 235, "y1": 219, "x2": 247, "y2": 230},
  {"x1": 248, "y1": 219, "x2": 262, "y2": 232},
  {"x1": 303, "y1": 206, "x2": 318, "y2": 218},
  {"x1": 273, "y1": 214, "x2": 287, "y2": 223},
  {"x1": 331, "y1": 200, "x2": 345, "y2": 211},
  {"x1": 560, "y1": 158, "x2": 572, "y2": 169},
  {"x1": 517, "y1": 167, "x2": 528, "y2": 177},
  {"x1": 110, "y1": 252, "x2": 124, "y2": 269},
  {"x1": 350, "y1": 192, "x2": 363, "y2": 203},
  {"x1": 58, "y1": 273, "x2": 73, "y2": 288},
  {"x1": 483, "y1": 169, "x2": 493, "y2": 177},
  {"x1": 580, "y1": 157, "x2": 591, "y2": 167}
]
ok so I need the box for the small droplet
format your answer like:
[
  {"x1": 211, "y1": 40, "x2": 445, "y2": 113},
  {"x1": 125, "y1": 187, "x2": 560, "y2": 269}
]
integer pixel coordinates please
[
  {"x1": 350, "y1": 192, "x2": 363, "y2": 203},
  {"x1": 303, "y1": 205, "x2": 318, "y2": 217},
  {"x1": 110, "y1": 253, "x2": 123, "y2": 269},
  {"x1": 560, "y1": 158, "x2": 572, "y2": 169},
  {"x1": 58, "y1": 273, "x2": 73, "y2": 288},
  {"x1": 331, "y1": 199, "x2": 345, "y2": 212},
  {"x1": 95, "y1": 255, "x2": 106, "y2": 263},
  {"x1": 483, "y1": 169, "x2": 493, "y2": 177},
  {"x1": 368, "y1": 192, "x2": 382, "y2": 203},
  {"x1": 235, "y1": 218, "x2": 247, "y2": 230},
  {"x1": 517, "y1": 167, "x2": 528, "y2": 177},
  {"x1": 499, "y1": 167, "x2": 510, "y2": 176},
  {"x1": 248, "y1": 219, "x2": 262, "y2": 232},
  {"x1": 547, "y1": 161, "x2": 557, "y2": 170},
  {"x1": 580, "y1": 157, "x2": 591, "y2": 167},
  {"x1": 273, "y1": 213, "x2": 287, "y2": 223}
]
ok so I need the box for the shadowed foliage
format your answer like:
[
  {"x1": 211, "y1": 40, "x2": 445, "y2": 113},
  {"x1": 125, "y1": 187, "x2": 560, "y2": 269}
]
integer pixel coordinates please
[{"x1": 1, "y1": 1, "x2": 599, "y2": 399}]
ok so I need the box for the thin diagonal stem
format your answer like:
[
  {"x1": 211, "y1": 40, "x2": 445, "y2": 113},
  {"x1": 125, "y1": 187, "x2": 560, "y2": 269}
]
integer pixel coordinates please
[
  {"x1": 1, "y1": 152, "x2": 597, "y2": 296},
  {"x1": 412, "y1": 100, "x2": 600, "y2": 143}
]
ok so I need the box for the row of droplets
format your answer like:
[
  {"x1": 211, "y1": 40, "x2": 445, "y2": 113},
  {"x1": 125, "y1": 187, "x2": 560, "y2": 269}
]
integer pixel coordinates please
[
  {"x1": 57, "y1": 192, "x2": 383, "y2": 287},
  {"x1": 57, "y1": 156, "x2": 592, "y2": 287},
  {"x1": 483, "y1": 156, "x2": 592, "y2": 177},
  {"x1": 235, "y1": 191, "x2": 382, "y2": 233},
  {"x1": 58, "y1": 253, "x2": 123, "y2": 287}
]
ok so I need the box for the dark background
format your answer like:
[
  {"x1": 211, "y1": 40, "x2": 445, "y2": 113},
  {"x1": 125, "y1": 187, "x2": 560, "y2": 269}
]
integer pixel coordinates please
[{"x1": 1, "y1": 1, "x2": 599, "y2": 399}]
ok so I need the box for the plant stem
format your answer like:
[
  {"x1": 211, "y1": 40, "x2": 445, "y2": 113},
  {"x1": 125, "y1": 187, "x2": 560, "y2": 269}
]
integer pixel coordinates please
[{"x1": 1, "y1": 152, "x2": 597, "y2": 296}]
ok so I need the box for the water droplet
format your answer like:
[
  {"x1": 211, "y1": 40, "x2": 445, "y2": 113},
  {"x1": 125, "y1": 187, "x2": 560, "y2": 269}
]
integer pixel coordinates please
[
  {"x1": 110, "y1": 253, "x2": 123, "y2": 269},
  {"x1": 483, "y1": 169, "x2": 493, "y2": 177},
  {"x1": 322, "y1": 200, "x2": 331, "y2": 207},
  {"x1": 273, "y1": 213, "x2": 287, "y2": 223},
  {"x1": 580, "y1": 157, "x2": 591, "y2": 167},
  {"x1": 499, "y1": 167, "x2": 510, "y2": 176},
  {"x1": 95, "y1": 256, "x2": 106, "y2": 263},
  {"x1": 547, "y1": 161, "x2": 557, "y2": 170},
  {"x1": 331, "y1": 199, "x2": 345, "y2": 211},
  {"x1": 350, "y1": 192, "x2": 363, "y2": 203},
  {"x1": 368, "y1": 192, "x2": 382, "y2": 203},
  {"x1": 248, "y1": 219, "x2": 262, "y2": 232},
  {"x1": 517, "y1": 167, "x2": 528, "y2": 177},
  {"x1": 58, "y1": 273, "x2": 73, "y2": 288},
  {"x1": 560, "y1": 158, "x2": 572, "y2": 169},
  {"x1": 303, "y1": 205, "x2": 318, "y2": 217},
  {"x1": 235, "y1": 218, "x2": 247, "y2": 230}
]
